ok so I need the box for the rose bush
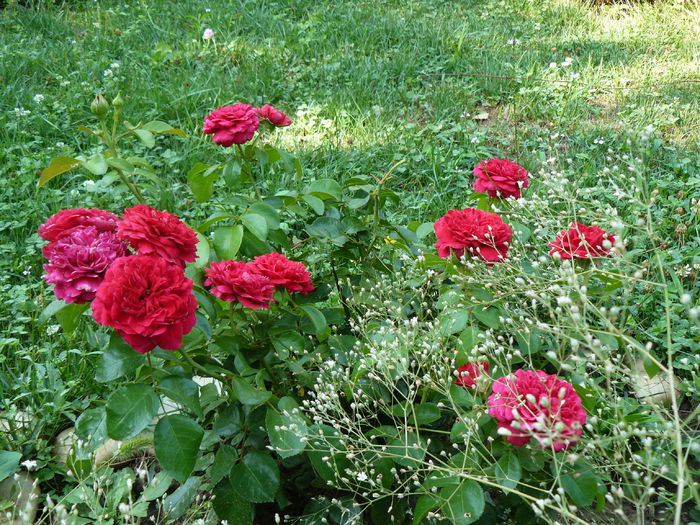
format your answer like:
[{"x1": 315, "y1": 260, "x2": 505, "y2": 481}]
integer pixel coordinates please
[{"x1": 31, "y1": 95, "x2": 695, "y2": 525}]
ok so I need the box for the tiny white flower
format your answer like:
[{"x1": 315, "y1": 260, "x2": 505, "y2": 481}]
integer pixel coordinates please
[
  {"x1": 202, "y1": 28, "x2": 215, "y2": 40},
  {"x1": 549, "y1": 62, "x2": 557, "y2": 69},
  {"x1": 33, "y1": 94, "x2": 45, "y2": 103},
  {"x1": 21, "y1": 460, "x2": 37, "y2": 470}
]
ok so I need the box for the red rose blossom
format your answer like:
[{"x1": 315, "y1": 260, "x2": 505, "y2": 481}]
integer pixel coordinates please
[
  {"x1": 91, "y1": 255, "x2": 197, "y2": 353},
  {"x1": 42, "y1": 227, "x2": 129, "y2": 304},
  {"x1": 117, "y1": 204, "x2": 198, "y2": 266},
  {"x1": 256, "y1": 104, "x2": 292, "y2": 127},
  {"x1": 434, "y1": 208, "x2": 512, "y2": 262},
  {"x1": 473, "y1": 158, "x2": 529, "y2": 199},
  {"x1": 548, "y1": 222, "x2": 615, "y2": 260},
  {"x1": 38, "y1": 208, "x2": 118, "y2": 244},
  {"x1": 204, "y1": 260, "x2": 274, "y2": 309},
  {"x1": 203, "y1": 104, "x2": 260, "y2": 146},
  {"x1": 251, "y1": 252, "x2": 314, "y2": 295},
  {"x1": 488, "y1": 369, "x2": 587, "y2": 451},
  {"x1": 454, "y1": 362, "x2": 490, "y2": 389}
]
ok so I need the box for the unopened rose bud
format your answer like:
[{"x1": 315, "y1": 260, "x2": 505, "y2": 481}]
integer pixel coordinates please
[
  {"x1": 112, "y1": 93, "x2": 124, "y2": 109},
  {"x1": 90, "y1": 94, "x2": 109, "y2": 117}
]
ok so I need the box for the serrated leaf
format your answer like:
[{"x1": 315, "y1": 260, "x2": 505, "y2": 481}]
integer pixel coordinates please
[
  {"x1": 494, "y1": 452, "x2": 521, "y2": 490},
  {"x1": 302, "y1": 194, "x2": 325, "y2": 215},
  {"x1": 266, "y1": 399, "x2": 307, "y2": 458},
  {"x1": 106, "y1": 384, "x2": 159, "y2": 440},
  {"x1": 300, "y1": 305, "x2": 329, "y2": 340},
  {"x1": 306, "y1": 179, "x2": 342, "y2": 201},
  {"x1": 213, "y1": 477, "x2": 253, "y2": 524},
  {"x1": 440, "y1": 480, "x2": 484, "y2": 524},
  {"x1": 133, "y1": 129, "x2": 155, "y2": 148},
  {"x1": 96, "y1": 334, "x2": 144, "y2": 382},
  {"x1": 75, "y1": 407, "x2": 108, "y2": 452},
  {"x1": 213, "y1": 225, "x2": 244, "y2": 259},
  {"x1": 38, "y1": 156, "x2": 81, "y2": 187},
  {"x1": 155, "y1": 415, "x2": 204, "y2": 483},
  {"x1": 229, "y1": 451, "x2": 280, "y2": 503},
  {"x1": 81, "y1": 153, "x2": 108, "y2": 175},
  {"x1": 159, "y1": 376, "x2": 202, "y2": 416},
  {"x1": 241, "y1": 213, "x2": 268, "y2": 241},
  {"x1": 142, "y1": 120, "x2": 185, "y2": 136},
  {"x1": 106, "y1": 157, "x2": 135, "y2": 173},
  {"x1": 231, "y1": 377, "x2": 271, "y2": 405},
  {"x1": 163, "y1": 476, "x2": 201, "y2": 519}
]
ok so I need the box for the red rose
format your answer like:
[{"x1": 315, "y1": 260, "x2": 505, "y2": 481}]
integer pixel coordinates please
[
  {"x1": 42, "y1": 227, "x2": 129, "y2": 304},
  {"x1": 251, "y1": 252, "x2": 314, "y2": 294},
  {"x1": 38, "y1": 208, "x2": 119, "y2": 244},
  {"x1": 548, "y1": 222, "x2": 615, "y2": 260},
  {"x1": 91, "y1": 255, "x2": 197, "y2": 353},
  {"x1": 256, "y1": 104, "x2": 292, "y2": 127},
  {"x1": 473, "y1": 158, "x2": 529, "y2": 199},
  {"x1": 117, "y1": 204, "x2": 198, "y2": 266},
  {"x1": 204, "y1": 260, "x2": 274, "y2": 309},
  {"x1": 454, "y1": 362, "x2": 490, "y2": 389},
  {"x1": 434, "y1": 208, "x2": 512, "y2": 262},
  {"x1": 203, "y1": 104, "x2": 260, "y2": 146},
  {"x1": 488, "y1": 369, "x2": 587, "y2": 451}
]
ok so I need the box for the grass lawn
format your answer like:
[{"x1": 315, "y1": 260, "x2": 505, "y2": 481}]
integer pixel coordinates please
[{"x1": 0, "y1": 0, "x2": 698, "y2": 523}]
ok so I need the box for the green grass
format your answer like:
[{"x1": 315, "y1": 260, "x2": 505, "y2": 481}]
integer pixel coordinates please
[{"x1": 0, "y1": 0, "x2": 698, "y2": 522}]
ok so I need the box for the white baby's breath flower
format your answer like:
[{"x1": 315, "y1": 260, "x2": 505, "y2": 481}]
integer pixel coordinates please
[{"x1": 21, "y1": 460, "x2": 37, "y2": 470}]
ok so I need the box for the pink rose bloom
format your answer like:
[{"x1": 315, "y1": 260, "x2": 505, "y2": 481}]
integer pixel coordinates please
[
  {"x1": 38, "y1": 208, "x2": 119, "y2": 244},
  {"x1": 42, "y1": 227, "x2": 129, "y2": 304},
  {"x1": 473, "y1": 158, "x2": 529, "y2": 199},
  {"x1": 256, "y1": 104, "x2": 292, "y2": 127},
  {"x1": 251, "y1": 252, "x2": 313, "y2": 294},
  {"x1": 203, "y1": 104, "x2": 260, "y2": 146},
  {"x1": 434, "y1": 208, "x2": 512, "y2": 263},
  {"x1": 91, "y1": 255, "x2": 197, "y2": 353},
  {"x1": 204, "y1": 260, "x2": 274, "y2": 309},
  {"x1": 117, "y1": 204, "x2": 199, "y2": 267},
  {"x1": 488, "y1": 369, "x2": 587, "y2": 451},
  {"x1": 548, "y1": 222, "x2": 615, "y2": 260},
  {"x1": 454, "y1": 362, "x2": 490, "y2": 389}
]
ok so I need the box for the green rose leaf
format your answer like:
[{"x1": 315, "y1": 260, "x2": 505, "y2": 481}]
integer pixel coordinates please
[
  {"x1": 231, "y1": 376, "x2": 271, "y2": 405},
  {"x1": 133, "y1": 129, "x2": 156, "y2": 148},
  {"x1": 494, "y1": 452, "x2": 521, "y2": 490},
  {"x1": 213, "y1": 477, "x2": 254, "y2": 525},
  {"x1": 159, "y1": 376, "x2": 202, "y2": 417},
  {"x1": 38, "y1": 156, "x2": 81, "y2": 187},
  {"x1": 75, "y1": 407, "x2": 109, "y2": 452},
  {"x1": 162, "y1": 476, "x2": 201, "y2": 520},
  {"x1": 142, "y1": 120, "x2": 185, "y2": 136},
  {"x1": 81, "y1": 153, "x2": 108, "y2": 175},
  {"x1": 155, "y1": 415, "x2": 204, "y2": 483},
  {"x1": 265, "y1": 398, "x2": 307, "y2": 458},
  {"x1": 300, "y1": 305, "x2": 330, "y2": 340},
  {"x1": 187, "y1": 163, "x2": 220, "y2": 203},
  {"x1": 306, "y1": 179, "x2": 342, "y2": 201},
  {"x1": 105, "y1": 384, "x2": 159, "y2": 440},
  {"x1": 557, "y1": 460, "x2": 601, "y2": 507},
  {"x1": 96, "y1": 334, "x2": 144, "y2": 383},
  {"x1": 241, "y1": 213, "x2": 268, "y2": 241},
  {"x1": 0, "y1": 451, "x2": 22, "y2": 482},
  {"x1": 440, "y1": 480, "x2": 485, "y2": 524},
  {"x1": 229, "y1": 451, "x2": 280, "y2": 503},
  {"x1": 213, "y1": 225, "x2": 244, "y2": 260}
]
